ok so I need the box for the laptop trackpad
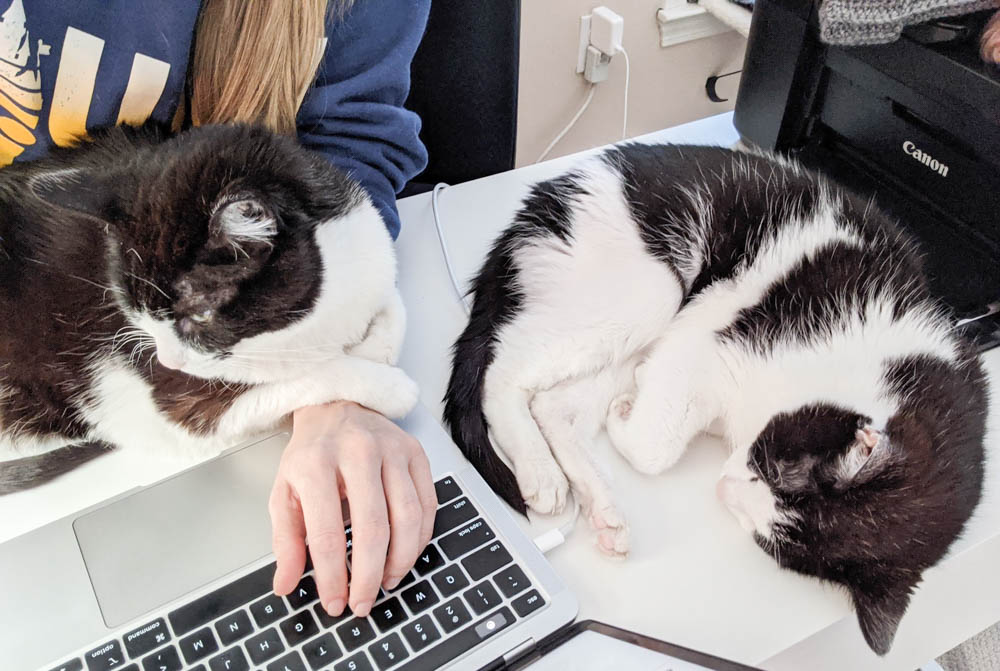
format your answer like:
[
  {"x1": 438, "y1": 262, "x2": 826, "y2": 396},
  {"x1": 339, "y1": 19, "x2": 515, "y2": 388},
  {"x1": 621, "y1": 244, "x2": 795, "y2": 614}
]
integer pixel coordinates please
[{"x1": 73, "y1": 433, "x2": 288, "y2": 628}]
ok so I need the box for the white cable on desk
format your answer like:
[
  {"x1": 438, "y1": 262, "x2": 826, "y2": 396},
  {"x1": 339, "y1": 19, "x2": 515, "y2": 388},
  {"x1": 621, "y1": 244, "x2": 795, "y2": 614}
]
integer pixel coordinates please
[
  {"x1": 431, "y1": 182, "x2": 472, "y2": 316},
  {"x1": 533, "y1": 495, "x2": 581, "y2": 554},
  {"x1": 536, "y1": 84, "x2": 597, "y2": 163}
]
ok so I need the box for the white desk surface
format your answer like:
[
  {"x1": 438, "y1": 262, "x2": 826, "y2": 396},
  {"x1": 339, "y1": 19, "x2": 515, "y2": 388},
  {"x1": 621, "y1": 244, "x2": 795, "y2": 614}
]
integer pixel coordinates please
[{"x1": 1, "y1": 113, "x2": 998, "y2": 670}]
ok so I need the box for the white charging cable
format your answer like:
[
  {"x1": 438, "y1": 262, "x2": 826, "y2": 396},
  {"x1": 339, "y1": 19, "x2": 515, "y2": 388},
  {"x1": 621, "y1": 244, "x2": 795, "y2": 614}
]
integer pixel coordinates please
[
  {"x1": 431, "y1": 182, "x2": 472, "y2": 316},
  {"x1": 618, "y1": 45, "x2": 630, "y2": 141},
  {"x1": 535, "y1": 84, "x2": 597, "y2": 164},
  {"x1": 532, "y1": 495, "x2": 581, "y2": 554}
]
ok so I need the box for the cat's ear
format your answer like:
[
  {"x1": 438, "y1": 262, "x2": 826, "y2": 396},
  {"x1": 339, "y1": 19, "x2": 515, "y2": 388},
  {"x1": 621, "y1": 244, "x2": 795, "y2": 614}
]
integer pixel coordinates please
[
  {"x1": 850, "y1": 579, "x2": 914, "y2": 655},
  {"x1": 29, "y1": 168, "x2": 118, "y2": 220},
  {"x1": 210, "y1": 195, "x2": 277, "y2": 248},
  {"x1": 835, "y1": 426, "x2": 892, "y2": 489}
]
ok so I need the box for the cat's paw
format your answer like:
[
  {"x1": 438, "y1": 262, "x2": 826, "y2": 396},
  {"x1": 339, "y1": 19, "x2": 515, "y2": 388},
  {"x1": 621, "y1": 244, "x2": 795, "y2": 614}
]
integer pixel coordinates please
[
  {"x1": 367, "y1": 368, "x2": 420, "y2": 419},
  {"x1": 609, "y1": 394, "x2": 634, "y2": 421},
  {"x1": 518, "y1": 460, "x2": 569, "y2": 515},
  {"x1": 590, "y1": 504, "x2": 630, "y2": 558}
]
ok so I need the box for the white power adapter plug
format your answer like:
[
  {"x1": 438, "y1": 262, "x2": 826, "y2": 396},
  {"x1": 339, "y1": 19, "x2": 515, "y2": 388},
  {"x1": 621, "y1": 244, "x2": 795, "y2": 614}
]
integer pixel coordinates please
[{"x1": 590, "y1": 6, "x2": 625, "y2": 55}]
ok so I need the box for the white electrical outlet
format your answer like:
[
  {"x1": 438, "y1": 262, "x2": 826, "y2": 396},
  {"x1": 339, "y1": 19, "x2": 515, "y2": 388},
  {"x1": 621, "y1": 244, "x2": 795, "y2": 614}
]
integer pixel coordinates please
[{"x1": 576, "y1": 14, "x2": 592, "y2": 73}]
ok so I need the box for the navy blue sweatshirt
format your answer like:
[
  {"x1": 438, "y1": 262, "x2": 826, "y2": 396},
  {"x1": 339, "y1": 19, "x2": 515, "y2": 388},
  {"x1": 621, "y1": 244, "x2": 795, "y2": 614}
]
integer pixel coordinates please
[{"x1": 0, "y1": 0, "x2": 429, "y2": 238}]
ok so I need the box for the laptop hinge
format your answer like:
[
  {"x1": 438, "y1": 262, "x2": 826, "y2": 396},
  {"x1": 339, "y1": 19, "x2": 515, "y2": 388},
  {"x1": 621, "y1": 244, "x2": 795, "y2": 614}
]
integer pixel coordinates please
[{"x1": 501, "y1": 637, "x2": 537, "y2": 667}]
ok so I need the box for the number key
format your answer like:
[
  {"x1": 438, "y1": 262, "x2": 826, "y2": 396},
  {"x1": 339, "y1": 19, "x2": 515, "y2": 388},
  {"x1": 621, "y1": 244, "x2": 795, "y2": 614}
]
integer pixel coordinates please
[
  {"x1": 400, "y1": 615, "x2": 441, "y2": 652},
  {"x1": 367, "y1": 633, "x2": 409, "y2": 670},
  {"x1": 432, "y1": 598, "x2": 472, "y2": 634},
  {"x1": 463, "y1": 581, "x2": 502, "y2": 615},
  {"x1": 333, "y1": 653, "x2": 373, "y2": 671}
]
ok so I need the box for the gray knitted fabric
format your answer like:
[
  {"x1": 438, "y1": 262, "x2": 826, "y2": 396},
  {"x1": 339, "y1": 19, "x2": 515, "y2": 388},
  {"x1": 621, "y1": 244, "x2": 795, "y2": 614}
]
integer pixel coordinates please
[
  {"x1": 819, "y1": 0, "x2": 1000, "y2": 44},
  {"x1": 937, "y1": 620, "x2": 1000, "y2": 671}
]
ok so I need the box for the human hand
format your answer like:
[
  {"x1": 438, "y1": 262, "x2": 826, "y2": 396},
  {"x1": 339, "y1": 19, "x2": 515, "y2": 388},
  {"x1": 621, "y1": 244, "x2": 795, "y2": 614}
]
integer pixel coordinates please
[{"x1": 269, "y1": 400, "x2": 437, "y2": 618}]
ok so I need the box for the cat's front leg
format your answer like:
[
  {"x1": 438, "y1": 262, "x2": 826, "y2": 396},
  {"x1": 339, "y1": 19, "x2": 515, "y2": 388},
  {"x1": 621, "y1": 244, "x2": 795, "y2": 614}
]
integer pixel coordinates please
[
  {"x1": 606, "y1": 335, "x2": 724, "y2": 474},
  {"x1": 215, "y1": 357, "x2": 418, "y2": 440},
  {"x1": 346, "y1": 291, "x2": 406, "y2": 365}
]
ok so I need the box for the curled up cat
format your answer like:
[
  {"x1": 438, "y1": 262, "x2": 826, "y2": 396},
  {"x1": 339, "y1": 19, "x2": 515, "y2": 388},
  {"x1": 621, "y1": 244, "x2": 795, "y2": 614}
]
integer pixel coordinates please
[
  {"x1": 443, "y1": 144, "x2": 987, "y2": 655},
  {"x1": 0, "y1": 123, "x2": 418, "y2": 493}
]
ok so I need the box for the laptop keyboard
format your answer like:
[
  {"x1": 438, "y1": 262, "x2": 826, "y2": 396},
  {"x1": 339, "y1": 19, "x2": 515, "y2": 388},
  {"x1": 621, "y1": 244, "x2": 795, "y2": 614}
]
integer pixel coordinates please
[{"x1": 48, "y1": 476, "x2": 548, "y2": 671}]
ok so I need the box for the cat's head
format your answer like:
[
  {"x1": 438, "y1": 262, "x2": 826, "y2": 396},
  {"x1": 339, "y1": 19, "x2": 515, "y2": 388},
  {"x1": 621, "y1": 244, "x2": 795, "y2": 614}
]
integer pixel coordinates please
[
  {"x1": 32, "y1": 124, "x2": 393, "y2": 380},
  {"x1": 717, "y1": 399, "x2": 984, "y2": 655}
]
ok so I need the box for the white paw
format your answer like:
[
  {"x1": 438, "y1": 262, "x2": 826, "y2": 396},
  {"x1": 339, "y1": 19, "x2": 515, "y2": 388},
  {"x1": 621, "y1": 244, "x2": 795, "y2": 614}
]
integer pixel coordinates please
[
  {"x1": 589, "y1": 504, "x2": 630, "y2": 558},
  {"x1": 518, "y1": 460, "x2": 569, "y2": 515},
  {"x1": 371, "y1": 369, "x2": 419, "y2": 418},
  {"x1": 609, "y1": 394, "x2": 634, "y2": 422}
]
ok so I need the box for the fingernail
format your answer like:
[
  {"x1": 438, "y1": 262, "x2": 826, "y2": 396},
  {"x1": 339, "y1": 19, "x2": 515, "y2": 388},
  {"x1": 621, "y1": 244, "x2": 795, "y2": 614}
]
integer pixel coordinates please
[
  {"x1": 353, "y1": 600, "x2": 372, "y2": 617},
  {"x1": 382, "y1": 575, "x2": 401, "y2": 590},
  {"x1": 325, "y1": 598, "x2": 346, "y2": 617}
]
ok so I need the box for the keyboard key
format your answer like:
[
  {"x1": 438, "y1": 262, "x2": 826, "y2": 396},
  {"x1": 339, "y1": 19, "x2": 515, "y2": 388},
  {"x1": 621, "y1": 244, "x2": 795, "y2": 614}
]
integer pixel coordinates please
[
  {"x1": 266, "y1": 651, "x2": 307, "y2": 671},
  {"x1": 287, "y1": 575, "x2": 320, "y2": 610},
  {"x1": 250, "y1": 594, "x2": 289, "y2": 628},
  {"x1": 431, "y1": 498, "x2": 477, "y2": 538},
  {"x1": 431, "y1": 564, "x2": 469, "y2": 597},
  {"x1": 370, "y1": 597, "x2": 408, "y2": 632},
  {"x1": 434, "y1": 476, "x2": 462, "y2": 504},
  {"x1": 494, "y1": 564, "x2": 531, "y2": 598},
  {"x1": 141, "y1": 646, "x2": 181, "y2": 671},
  {"x1": 121, "y1": 666, "x2": 138, "y2": 671},
  {"x1": 511, "y1": 589, "x2": 546, "y2": 618},
  {"x1": 280, "y1": 609, "x2": 319, "y2": 646},
  {"x1": 169, "y1": 562, "x2": 275, "y2": 636},
  {"x1": 208, "y1": 647, "x2": 249, "y2": 671},
  {"x1": 463, "y1": 581, "x2": 502, "y2": 615},
  {"x1": 413, "y1": 545, "x2": 445, "y2": 576},
  {"x1": 344, "y1": 527, "x2": 353, "y2": 554},
  {"x1": 302, "y1": 633, "x2": 342, "y2": 670},
  {"x1": 215, "y1": 609, "x2": 253, "y2": 646},
  {"x1": 245, "y1": 628, "x2": 285, "y2": 666},
  {"x1": 461, "y1": 541, "x2": 513, "y2": 581},
  {"x1": 314, "y1": 602, "x2": 352, "y2": 628},
  {"x1": 438, "y1": 519, "x2": 495, "y2": 560},
  {"x1": 179, "y1": 628, "x2": 219, "y2": 664},
  {"x1": 335, "y1": 618, "x2": 376, "y2": 651},
  {"x1": 400, "y1": 615, "x2": 441, "y2": 652},
  {"x1": 431, "y1": 598, "x2": 472, "y2": 634},
  {"x1": 334, "y1": 653, "x2": 373, "y2": 671},
  {"x1": 123, "y1": 618, "x2": 171, "y2": 658},
  {"x1": 85, "y1": 640, "x2": 126, "y2": 671},
  {"x1": 400, "y1": 580, "x2": 440, "y2": 614},
  {"x1": 50, "y1": 660, "x2": 83, "y2": 671},
  {"x1": 367, "y1": 633, "x2": 409, "y2": 670},
  {"x1": 190, "y1": 666, "x2": 206, "y2": 671},
  {"x1": 395, "y1": 607, "x2": 514, "y2": 671}
]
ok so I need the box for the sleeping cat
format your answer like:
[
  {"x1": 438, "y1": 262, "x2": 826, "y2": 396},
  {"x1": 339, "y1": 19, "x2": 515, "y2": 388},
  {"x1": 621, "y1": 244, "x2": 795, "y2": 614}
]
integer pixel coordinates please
[
  {"x1": 444, "y1": 144, "x2": 987, "y2": 655},
  {"x1": 0, "y1": 123, "x2": 417, "y2": 491}
]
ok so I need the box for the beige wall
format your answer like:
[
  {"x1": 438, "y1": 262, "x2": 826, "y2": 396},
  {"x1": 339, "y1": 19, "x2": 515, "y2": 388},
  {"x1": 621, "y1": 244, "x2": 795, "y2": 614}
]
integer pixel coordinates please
[{"x1": 516, "y1": 1, "x2": 747, "y2": 166}]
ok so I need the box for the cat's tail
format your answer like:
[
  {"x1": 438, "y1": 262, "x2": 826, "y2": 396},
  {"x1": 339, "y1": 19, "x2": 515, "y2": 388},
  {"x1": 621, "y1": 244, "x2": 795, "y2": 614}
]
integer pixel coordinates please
[
  {"x1": 0, "y1": 442, "x2": 114, "y2": 496},
  {"x1": 443, "y1": 242, "x2": 527, "y2": 516}
]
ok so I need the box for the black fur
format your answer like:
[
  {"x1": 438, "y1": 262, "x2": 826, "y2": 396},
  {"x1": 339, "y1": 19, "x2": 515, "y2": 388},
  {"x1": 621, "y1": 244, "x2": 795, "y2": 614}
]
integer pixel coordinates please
[
  {"x1": 0, "y1": 122, "x2": 360, "y2": 490},
  {"x1": 443, "y1": 173, "x2": 593, "y2": 514},
  {"x1": 445, "y1": 143, "x2": 987, "y2": 654}
]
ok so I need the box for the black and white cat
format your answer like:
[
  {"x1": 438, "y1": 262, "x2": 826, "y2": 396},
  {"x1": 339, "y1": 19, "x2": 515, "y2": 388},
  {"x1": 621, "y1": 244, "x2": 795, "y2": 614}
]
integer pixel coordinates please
[
  {"x1": 444, "y1": 143, "x2": 987, "y2": 655},
  {"x1": 0, "y1": 123, "x2": 416, "y2": 489}
]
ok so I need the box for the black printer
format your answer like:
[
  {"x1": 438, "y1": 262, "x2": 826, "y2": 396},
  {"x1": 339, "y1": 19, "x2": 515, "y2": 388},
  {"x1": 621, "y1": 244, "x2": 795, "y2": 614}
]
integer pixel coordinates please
[{"x1": 734, "y1": 0, "x2": 1000, "y2": 348}]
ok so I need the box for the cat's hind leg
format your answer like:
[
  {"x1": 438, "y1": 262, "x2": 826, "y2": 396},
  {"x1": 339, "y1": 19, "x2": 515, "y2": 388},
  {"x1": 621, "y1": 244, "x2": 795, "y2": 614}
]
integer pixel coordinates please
[{"x1": 531, "y1": 366, "x2": 630, "y2": 556}]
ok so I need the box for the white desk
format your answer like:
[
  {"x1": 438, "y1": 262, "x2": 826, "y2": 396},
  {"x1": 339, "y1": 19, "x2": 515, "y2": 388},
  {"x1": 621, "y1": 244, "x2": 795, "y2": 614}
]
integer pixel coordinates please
[
  {"x1": 392, "y1": 113, "x2": 1000, "y2": 670},
  {"x1": 1, "y1": 113, "x2": 998, "y2": 670}
]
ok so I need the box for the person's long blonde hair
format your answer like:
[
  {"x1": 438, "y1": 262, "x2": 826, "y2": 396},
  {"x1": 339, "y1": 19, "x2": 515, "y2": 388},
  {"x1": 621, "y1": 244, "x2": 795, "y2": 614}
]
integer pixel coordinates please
[{"x1": 189, "y1": 0, "x2": 353, "y2": 134}]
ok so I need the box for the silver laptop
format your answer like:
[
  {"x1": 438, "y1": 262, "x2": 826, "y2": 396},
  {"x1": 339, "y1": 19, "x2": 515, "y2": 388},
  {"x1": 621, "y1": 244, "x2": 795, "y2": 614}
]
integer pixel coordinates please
[{"x1": 1, "y1": 403, "x2": 756, "y2": 671}]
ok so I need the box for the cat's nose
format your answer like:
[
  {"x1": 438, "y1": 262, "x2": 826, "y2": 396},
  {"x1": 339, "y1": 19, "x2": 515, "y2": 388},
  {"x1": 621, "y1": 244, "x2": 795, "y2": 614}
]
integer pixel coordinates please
[{"x1": 156, "y1": 345, "x2": 186, "y2": 370}]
